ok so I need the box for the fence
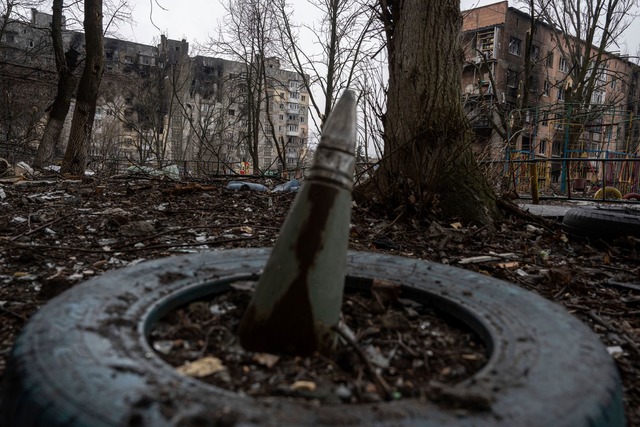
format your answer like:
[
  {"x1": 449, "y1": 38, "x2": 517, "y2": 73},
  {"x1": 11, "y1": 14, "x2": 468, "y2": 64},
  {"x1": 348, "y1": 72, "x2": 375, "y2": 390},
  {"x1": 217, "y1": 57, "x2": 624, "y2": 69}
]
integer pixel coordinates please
[{"x1": 501, "y1": 154, "x2": 640, "y2": 199}]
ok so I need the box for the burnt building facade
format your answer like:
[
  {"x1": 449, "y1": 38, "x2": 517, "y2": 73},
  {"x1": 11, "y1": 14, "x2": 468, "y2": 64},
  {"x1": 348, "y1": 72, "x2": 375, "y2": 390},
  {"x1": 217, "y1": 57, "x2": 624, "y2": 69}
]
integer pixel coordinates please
[
  {"x1": 462, "y1": 1, "x2": 640, "y2": 191},
  {"x1": 0, "y1": 9, "x2": 309, "y2": 176}
]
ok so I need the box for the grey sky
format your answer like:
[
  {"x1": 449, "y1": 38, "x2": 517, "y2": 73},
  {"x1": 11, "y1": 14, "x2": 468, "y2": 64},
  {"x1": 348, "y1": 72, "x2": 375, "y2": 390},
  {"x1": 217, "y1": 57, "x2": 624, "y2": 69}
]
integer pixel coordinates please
[{"x1": 123, "y1": 0, "x2": 639, "y2": 58}]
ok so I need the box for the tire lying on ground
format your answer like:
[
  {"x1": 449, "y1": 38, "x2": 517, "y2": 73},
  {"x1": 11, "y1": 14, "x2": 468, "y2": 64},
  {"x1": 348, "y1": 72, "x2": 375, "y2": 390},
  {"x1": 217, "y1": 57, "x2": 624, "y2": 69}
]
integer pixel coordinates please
[
  {"x1": 0, "y1": 249, "x2": 626, "y2": 427},
  {"x1": 562, "y1": 205, "x2": 640, "y2": 240},
  {"x1": 623, "y1": 192, "x2": 640, "y2": 201}
]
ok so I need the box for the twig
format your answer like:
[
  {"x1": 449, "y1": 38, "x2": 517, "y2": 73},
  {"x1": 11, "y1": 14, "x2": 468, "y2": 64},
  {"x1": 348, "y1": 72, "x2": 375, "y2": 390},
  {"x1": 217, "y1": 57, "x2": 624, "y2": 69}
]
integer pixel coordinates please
[
  {"x1": 395, "y1": 332, "x2": 421, "y2": 358},
  {"x1": 332, "y1": 324, "x2": 394, "y2": 401},
  {"x1": 585, "y1": 310, "x2": 640, "y2": 357},
  {"x1": 8, "y1": 237, "x2": 256, "y2": 254},
  {"x1": 10, "y1": 216, "x2": 68, "y2": 241},
  {"x1": 113, "y1": 224, "x2": 278, "y2": 249},
  {"x1": 374, "y1": 211, "x2": 404, "y2": 236},
  {"x1": 496, "y1": 198, "x2": 556, "y2": 233},
  {"x1": 553, "y1": 285, "x2": 568, "y2": 300},
  {"x1": 603, "y1": 279, "x2": 640, "y2": 293},
  {"x1": 0, "y1": 305, "x2": 28, "y2": 321}
]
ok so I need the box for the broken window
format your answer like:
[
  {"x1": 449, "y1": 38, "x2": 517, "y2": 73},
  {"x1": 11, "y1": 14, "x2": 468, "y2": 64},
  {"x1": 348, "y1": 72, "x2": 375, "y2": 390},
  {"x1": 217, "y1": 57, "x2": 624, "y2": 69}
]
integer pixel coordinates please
[
  {"x1": 591, "y1": 90, "x2": 605, "y2": 105},
  {"x1": 507, "y1": 69, "x2": 517, "y2": 88},
  {"x1": 509, "y1": 37, "x2": 522, "y2": 56},
  {"x1": 477, "y1": 28, "x2": 494, "y2": 58},
  {"x1": 546, "y1": 52, "x2": 554, "y2": 68},
  {"x1": 559, "y1": 57, "x2": 569, "y2": 73},
  {"x1": 541, "y1": 111, "x2": 549, "y2": 126},
  {"x1": 531, "y1": 45, "x2": 540, "y2": 60},
  {"x1": 539, "y1": 139, "x2": 547, "y2": 155}
]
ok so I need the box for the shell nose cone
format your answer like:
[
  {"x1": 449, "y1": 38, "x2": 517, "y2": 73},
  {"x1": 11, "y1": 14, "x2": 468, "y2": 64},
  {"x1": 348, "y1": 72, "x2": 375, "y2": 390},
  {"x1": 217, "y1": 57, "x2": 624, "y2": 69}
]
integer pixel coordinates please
[
  {"x1": 309, "y1": 90, "x2": 358, "y2": 189},
  {"x1": 318, "y1": 89, "x2": 357, "y2": 153}
]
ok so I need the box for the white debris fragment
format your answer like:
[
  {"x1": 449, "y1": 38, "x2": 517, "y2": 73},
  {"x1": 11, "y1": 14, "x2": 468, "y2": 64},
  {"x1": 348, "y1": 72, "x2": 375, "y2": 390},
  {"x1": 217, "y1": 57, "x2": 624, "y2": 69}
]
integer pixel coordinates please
[
  {"x1": 607, "y1": 346, "x2": 624, "y2": 356},
  {"x1": 526, "y1": 224, "x2": 543, "y2": 234},
  {"x1": 16, "y1": 161, "x2": 34, "y2": 175},
  {"x1": 98, "y1": 238, "x2": 118, "y2": 246}
]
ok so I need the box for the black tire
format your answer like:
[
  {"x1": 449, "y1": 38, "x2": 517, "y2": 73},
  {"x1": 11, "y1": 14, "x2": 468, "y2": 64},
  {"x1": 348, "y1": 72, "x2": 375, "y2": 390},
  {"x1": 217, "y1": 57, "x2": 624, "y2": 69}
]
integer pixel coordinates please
[
  {"x1": 240, "y1": 184, "x2": 250, "y2": 191},
  {"x1": 562, "y1": 205, "x2": 640, "y2": 239},
  {"x1": 0, "y1": 249, "x2": 625, "y2": 427}
]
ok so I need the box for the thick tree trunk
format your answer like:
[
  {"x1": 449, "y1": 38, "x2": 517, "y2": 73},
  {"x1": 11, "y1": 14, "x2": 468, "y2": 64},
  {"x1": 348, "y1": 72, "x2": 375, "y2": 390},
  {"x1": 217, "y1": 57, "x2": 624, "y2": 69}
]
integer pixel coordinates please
[
  {"x1": 35, "y1": 57, "x2": 78, "y2": 167},
  {"x1": 370, "y1": 0, "x2": 499, "y2": 225},
  {"x1": 34, "y1": 0, "x2": 79, "y2": 168},
  {"x1": 61, "y1": 0, "x2": 104, "y2": 175},
  {"x1": 36, "y1": 116, "x2": 67, "y2": 168}
]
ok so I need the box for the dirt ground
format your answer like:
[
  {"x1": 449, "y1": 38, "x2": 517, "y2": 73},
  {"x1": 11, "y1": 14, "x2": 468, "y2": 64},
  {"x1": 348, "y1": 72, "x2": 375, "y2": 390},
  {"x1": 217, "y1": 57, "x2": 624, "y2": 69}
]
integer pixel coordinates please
[{"x1": 0, "y1": 174, "x2": 638, "y2": 425}]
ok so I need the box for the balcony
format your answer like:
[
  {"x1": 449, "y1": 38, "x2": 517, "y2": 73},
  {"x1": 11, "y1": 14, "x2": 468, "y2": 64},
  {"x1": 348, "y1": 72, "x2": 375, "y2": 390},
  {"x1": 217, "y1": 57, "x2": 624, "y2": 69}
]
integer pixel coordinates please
[{"x1": 286, "y1": 129, "x2": 299, "y2": 137}]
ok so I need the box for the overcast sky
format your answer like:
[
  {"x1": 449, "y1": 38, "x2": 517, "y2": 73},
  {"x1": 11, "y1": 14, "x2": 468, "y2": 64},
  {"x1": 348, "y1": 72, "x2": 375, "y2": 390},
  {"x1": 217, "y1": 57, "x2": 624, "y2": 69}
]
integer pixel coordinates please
[{"x1": 119, "y1": 0, "x2": 639, "y2": 59}]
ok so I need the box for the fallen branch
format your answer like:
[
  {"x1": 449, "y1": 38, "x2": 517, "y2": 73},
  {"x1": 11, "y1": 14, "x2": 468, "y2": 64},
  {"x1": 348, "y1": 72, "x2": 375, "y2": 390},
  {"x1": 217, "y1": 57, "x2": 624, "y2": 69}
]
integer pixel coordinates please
[
  {"x1": 10, "y1": 215, "x2": 70, "y2": 242},
  {"x1": 458, "y1": 252, "x2": 517, "y2": 265},
  {"x1": 586, "y1": 310, "x2": 640, "y2": 358},
  {"x1": 603, "y1": 279, "x2": 640, "y2": 293},
  {"x1": 7, "y1": 236, "x2": 256, "y2": 254}
]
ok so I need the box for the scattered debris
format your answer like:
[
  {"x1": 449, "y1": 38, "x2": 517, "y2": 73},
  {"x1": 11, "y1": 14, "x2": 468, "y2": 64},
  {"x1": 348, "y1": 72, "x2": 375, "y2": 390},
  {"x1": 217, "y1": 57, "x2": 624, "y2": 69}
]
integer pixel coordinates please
[
  {"x1": 457, "y1": 253, "x2": 517, "y2": 265},
  {"x1": 0, "y1": 178, "x2": 638, "y2": 424},
  {"x1": 176, "y1": 356, "x2": 226, "y2": 378},
  {"x1": 252, "y1": 353, "x2": 280, "y2": 368},
  {"x1": 290, "y1": 380, "x2": 317, "y2": 392}
]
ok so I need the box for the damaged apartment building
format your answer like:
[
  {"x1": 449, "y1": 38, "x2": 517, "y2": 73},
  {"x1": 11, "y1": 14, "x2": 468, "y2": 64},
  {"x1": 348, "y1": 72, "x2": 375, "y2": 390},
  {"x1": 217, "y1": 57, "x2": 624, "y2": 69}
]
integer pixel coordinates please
[
  {"x1": 461, "y1": 1, "x2": 640, "y2": 191},
  {"x1": 0, "y1": 9, "x2": 310, "y2": 176}
]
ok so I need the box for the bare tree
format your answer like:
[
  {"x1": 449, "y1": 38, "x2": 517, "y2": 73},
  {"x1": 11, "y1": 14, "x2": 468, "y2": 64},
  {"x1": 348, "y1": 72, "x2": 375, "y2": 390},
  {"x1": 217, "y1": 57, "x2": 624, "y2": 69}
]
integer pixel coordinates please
[
  {"x1": 535, "y1": 0, "x2": 638, "y2": 152},
  {"x1": 368, "y1": 0, "x2": 499, "y2": 224},
  {"x1": 274, "y1": 0, "x2": 375, "y2": 132},
  {"x1": 0, "y1": 0, "x2": 14, "y2": 41},
  {"x1": 61, "y1": 0, "x2": 104, "y2": 175},
  {"x1": 0, "y1": 0, "x2": 56, "y2": 162},
  {"x1": 34, "y1": 0, "x2": 81, "y2": 168},
  {"x1": 29, "y1": 0, "x2": 129, "y2": 170},
  {"x1": 211, "y1": 0, "x2": 283, "y2": 174}
]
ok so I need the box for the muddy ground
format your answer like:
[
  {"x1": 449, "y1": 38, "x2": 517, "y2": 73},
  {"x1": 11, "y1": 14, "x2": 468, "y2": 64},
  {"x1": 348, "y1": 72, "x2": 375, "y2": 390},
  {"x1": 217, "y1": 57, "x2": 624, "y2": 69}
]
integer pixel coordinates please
[{"x1": 0, "y1": 174, "x2": 638, "y2": 425}]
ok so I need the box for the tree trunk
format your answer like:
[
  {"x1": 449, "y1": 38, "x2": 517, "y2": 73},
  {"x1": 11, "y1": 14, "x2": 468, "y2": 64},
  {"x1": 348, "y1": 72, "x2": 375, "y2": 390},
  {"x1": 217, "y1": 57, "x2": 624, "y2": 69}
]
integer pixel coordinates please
[
  {"x1": 35, "y1": 0, "x2": 80, "y2": 168},
  {"x1": 370, "y1": 0, "x2": 499, "y2": 225},
  {"x1": 61, "y1": 0, "x2": 104, "y2": 176}
]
